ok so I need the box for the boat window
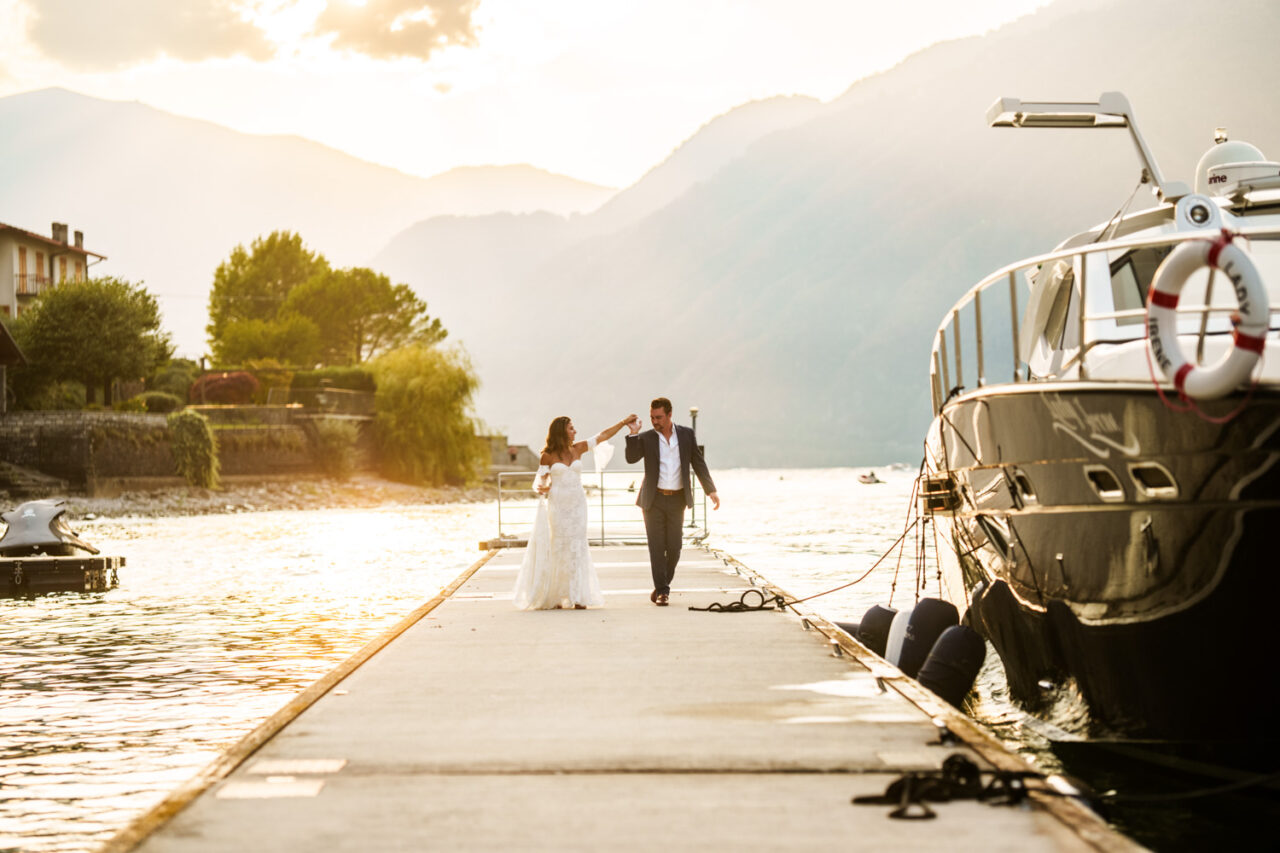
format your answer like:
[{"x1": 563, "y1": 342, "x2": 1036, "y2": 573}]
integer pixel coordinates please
[
  {"x1": 1108, "y1": 258, "x2": 1145, "y2": 326},
  {"x1": 1108, "y1": 246, "x2": 1174, "y2": 322},
  {"x1": 1084, "y1": 465, "x2": 1125, "y2": 502},
  {"x1": 1012, "y1": 470, "x2": 1038, "y2": 504},
  {"x1": 1129, "y1": 462, "x2": 1178, "y2": 499},
  {"x1": 1043, "y1": 266, "x2": 1075, "y2": 347}
]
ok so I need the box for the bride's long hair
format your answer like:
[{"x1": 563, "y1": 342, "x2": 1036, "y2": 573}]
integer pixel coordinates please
[{"x1": 543, "y1": 416, "x2": 572, "y2": 458}]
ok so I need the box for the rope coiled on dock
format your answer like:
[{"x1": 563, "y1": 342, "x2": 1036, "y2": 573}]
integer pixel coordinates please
[{"x1": 687, "y1": 589, "x2": 786, "y2": 612}]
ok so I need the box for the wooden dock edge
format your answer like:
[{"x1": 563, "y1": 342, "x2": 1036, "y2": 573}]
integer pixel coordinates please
[
  {"x1": 705, "y1": 547, "x2": 1139, "y2": 853},
  {"x1": 98, "y1": 549, "x2": 501, "y2": 853}
]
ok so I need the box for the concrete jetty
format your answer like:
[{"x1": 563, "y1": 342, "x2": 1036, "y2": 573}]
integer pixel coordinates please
[{"x1": 106, "y1": 545, "x2": 1135, "y2": 852}]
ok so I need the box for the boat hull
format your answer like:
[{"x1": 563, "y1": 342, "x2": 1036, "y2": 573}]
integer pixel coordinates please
[
  {"x1": 924, "y1": 383, "x2": 1280, "y2": 740},
  {"x1": 0, "y1": 555, "x2": 122, "y2": 595}
]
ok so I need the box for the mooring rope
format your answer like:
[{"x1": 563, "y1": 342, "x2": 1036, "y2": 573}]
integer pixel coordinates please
[
  {"x1": 687, "y1": 588, "x2": 786, "y2": 612},
  {"x1": 1097, "y1": 767, "x2": 1280, "y2": 804},
  {"x1": 696, "y1": 521, "x2": 918, "y2": 613},
  {"x1": 889, "y1": 457, "x2": 926, "y2": 607}
]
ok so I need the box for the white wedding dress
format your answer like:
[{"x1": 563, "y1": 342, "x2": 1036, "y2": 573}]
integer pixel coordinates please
[{"x1": 512, "y1": 438, "x2": 609, "y2": 610}]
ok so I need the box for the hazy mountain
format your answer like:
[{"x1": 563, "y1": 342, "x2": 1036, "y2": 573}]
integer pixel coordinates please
[
  {"x1": 0, "y1": 87, "x2": 614, "y2": 351},
  {"x1": 376, "y1": 0, "x2": 1280, "y2": 466},
  {"x1": 580, "y1": 95, "x2": 825, "y2": 236},
  {"x1": 373, "y1": 94, "x2": 831, "y2": 409}
]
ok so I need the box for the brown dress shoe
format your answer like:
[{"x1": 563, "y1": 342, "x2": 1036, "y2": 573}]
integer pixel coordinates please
[
  {"x1": 650, "y1": 590, "x2": 659, "y2": 604},
  {"x1": 656, "y1": 593, "x2": 669, "y2": 606}
]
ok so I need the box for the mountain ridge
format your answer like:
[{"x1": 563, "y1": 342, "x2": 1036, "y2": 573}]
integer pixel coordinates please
[
  {"x1": 0, "y1": 87, "x2": 616, "y2": 351},
  {"x1": 376, "y1": 0, "x2": 1280, "y2": 465}
]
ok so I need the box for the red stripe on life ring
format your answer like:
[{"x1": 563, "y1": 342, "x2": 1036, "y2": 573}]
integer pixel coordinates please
[
  {"x1": 1174, "y1": 363, "x2": 1194, "y2": 394},
  {"x1": 1149, "y1": 289, "x2": 1179, "y2": 309},
  {"x1": 1207, "y1": 229, "x2": 1233, "y2": 268},
  {"x1": 1233, "y1": 328, "x2": 1267, "y2": 354}
]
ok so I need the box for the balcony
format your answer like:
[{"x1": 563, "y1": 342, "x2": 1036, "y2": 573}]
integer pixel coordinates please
[{"x1": 16, "y1": 273, "x2": 51, "y2": 296}]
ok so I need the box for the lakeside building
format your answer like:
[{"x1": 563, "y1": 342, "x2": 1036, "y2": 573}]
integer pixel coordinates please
[
  {"x1": 0, "y1": 220, "x2": 106, "y2": 318},
  {"x1": 482, "y1": 434, "x2": 538, "y2": 474}
]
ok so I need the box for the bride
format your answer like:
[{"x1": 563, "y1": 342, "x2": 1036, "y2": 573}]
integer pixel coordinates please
[{"x1": 513, "y1": 414, "x2": 638, "y2": 610}]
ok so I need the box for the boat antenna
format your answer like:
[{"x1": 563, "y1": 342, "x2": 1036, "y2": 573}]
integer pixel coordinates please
[{"x1": 1094, "y1": 169, "x2": 1150, "y2": 243}]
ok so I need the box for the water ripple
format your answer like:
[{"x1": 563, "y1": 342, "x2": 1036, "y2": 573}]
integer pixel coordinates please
[{"x1": 0, "y1": 503, "x2": 489, "y2": 852}]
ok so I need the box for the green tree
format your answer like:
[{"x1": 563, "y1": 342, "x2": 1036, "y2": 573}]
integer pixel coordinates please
[
  {"x1": 147, "y1": 357, "x2": 201, "y2": 400},
  {"x1": 370, "y1": 344, "x2": 481, "y2": 485},
  {"x1": 283, "y1": 267, "x2": 446, "y2": 365},
  {"x1": 206, "y1": 231, "x2": 329, "y2": 349},
  {"x1": 212, "y1": 316, "x2": 322, "y2": 367},
  {"x1": 14, "y1": 277, "x2": 172, "y2": 405}
]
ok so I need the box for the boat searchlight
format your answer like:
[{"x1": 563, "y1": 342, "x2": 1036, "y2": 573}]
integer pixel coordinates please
[{"x1": 986, "y1": 92, "x2": 1191, "y2": 203}]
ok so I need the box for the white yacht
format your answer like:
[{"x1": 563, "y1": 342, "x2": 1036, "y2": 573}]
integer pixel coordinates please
[{"x1": 920, "y1": 93, "x2": 1280, "y2": 741}]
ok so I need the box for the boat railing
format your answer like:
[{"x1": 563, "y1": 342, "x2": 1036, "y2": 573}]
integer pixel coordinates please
[
  {"x1": 495, "y1": 470, "x2": 709, "y2": 545},
  {"x1": 929, "y1": 225, "x2": 1280, "y2": 413}
]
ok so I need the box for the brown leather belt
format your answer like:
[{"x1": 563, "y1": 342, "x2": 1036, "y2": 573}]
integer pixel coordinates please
[{"x1": 657, "y1": 488, "x2": 683, "y2": 496}]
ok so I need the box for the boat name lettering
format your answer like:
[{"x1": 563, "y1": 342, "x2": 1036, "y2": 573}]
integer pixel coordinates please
[
  {"x1": 1223, "y1": 260, "x2": 1251, "y2": 316},
  {"x1": 1147, "y1": 316, "x2": 1173, "y2": 371},
  {"x1": 1209, "y1": 173, "x2": 1228, "y2": 185},
  {"x1": 1044, "y1": 395, "x2": 1121, "y2": 434}
]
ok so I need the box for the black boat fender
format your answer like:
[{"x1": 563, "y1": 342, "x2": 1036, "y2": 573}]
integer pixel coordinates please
[
  {"x1": 898, "y1": 598, "x2": 959, "y2": 678},
  {"x1": 854, "y1": 604, "x2": 898, "y2": 657},
  {"x1": 918, "y1": 625, "x2": 987, "y2": 707}
]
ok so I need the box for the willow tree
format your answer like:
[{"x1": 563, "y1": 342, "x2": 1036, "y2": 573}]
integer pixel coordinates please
[{"x1": 369, "y1": 344, "x2": 481, "y2": 485}]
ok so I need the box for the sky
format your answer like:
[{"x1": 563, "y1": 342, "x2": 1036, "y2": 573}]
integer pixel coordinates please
[{"x1": 0, "y1": 0, "x2": 1051, "y2": 189}]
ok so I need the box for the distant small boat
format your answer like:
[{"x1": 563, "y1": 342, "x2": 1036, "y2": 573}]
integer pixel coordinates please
[{"x1": 858, "y1": 472, "x2": 883, "y2": 485}]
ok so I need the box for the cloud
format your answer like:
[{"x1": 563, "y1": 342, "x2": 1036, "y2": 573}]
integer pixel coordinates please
[
  {"x1": 24, "y1": 0, "x2": 274, "y2": 70},
  {"x1": 312, "y1": 0, "x2": 479, "y2": 60}
]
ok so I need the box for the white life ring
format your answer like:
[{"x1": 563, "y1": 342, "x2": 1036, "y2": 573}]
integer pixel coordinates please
[{"x1": 1146, "y1": 233, "x2": 1269, "y2": 400}]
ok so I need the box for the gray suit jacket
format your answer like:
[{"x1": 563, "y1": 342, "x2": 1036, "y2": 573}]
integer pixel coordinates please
[{"x1": 624, "y1": 425, "x2": 716, "y2": 509}]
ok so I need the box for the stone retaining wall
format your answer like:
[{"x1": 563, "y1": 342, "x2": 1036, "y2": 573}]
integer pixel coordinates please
[
  {"x1": 214, "y1": 425, "x2": 313, "y2": 476},
  {"x1": 186, "y1": 405, "x2": 300, "y2": 426},
  {"x1": 0, "y1": 411, "x2": 373, "y2": 495}
]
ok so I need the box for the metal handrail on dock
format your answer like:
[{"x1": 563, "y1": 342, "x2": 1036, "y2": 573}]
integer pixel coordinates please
[
  {"x1": 495, "y1": 469, "x2": 708, "y2": 545},
  {"x1": 929, "y1": 226, "x2": 1280, "y2": 413}
]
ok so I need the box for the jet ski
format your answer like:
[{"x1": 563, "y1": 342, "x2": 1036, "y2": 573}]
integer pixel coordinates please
[{"x1": 0, "y1": 499, "x2": 101, "y2": 557}]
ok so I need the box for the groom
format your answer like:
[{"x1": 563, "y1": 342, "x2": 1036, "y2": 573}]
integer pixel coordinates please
[{"x1": 625, "y1": 397, "x2": 720, "y2": 606}]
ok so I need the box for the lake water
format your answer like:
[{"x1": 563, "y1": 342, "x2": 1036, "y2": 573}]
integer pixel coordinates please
[{"x1": 0, "y1": 466, "x2": 1248, "y2": 851}]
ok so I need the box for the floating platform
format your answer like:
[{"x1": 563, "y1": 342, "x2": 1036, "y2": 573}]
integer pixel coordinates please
[
  {"x1": 105, "y1": 545, "x2": 1134, "y2": 851},
  {"x1": 0, "y1": 554, "x2": 122, "y2": 595}
]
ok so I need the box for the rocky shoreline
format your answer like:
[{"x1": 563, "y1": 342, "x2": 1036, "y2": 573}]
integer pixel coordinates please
[{"x1": 54, "y1": 476, "x2": 496, "y2": 519}]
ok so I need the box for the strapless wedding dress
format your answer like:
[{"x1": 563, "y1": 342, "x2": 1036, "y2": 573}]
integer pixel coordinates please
[{"x1": 512, "y1": 457, "x2": 605, "y2": 610}]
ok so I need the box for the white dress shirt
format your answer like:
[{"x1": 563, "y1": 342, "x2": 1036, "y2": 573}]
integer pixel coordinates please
[{"x1": 656, "y1": 429, "x2": 682, "y2": 490}]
